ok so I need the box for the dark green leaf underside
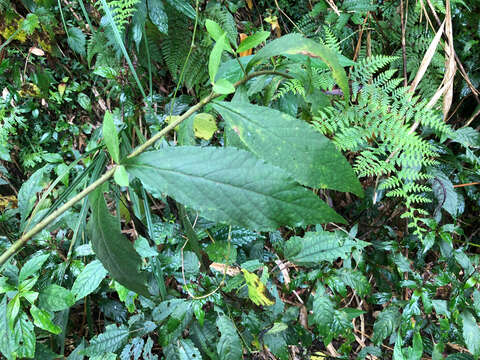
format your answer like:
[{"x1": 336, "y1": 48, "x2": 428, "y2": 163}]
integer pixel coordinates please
[{"x1": 88, "y1": 188, "x2": 149, "y2": 296}]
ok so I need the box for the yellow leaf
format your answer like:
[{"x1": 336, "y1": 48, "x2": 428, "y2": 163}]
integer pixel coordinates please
[
  {"x1": 241, "y1": 269, "x2": 275, "y2": 306},
  {"x1": 19, "y1": 83, "x2": 40, "y2": 97},
  {"x1": 265, "y1": 15, "x2": 281, "y2": 38},
  {"x1": 194, "y1": 113, "x2": 218, "y2": 140},
  {"x1": 0, "y1": 195, "x2": 17, "y2": 211},
  {"x1": 311, "y1": 352, "x2": 328, "y2": 359},
  {"x1": 165, "y1": 115, "x2": 181, "y2": 131},
  {"x1": 58, "y1": 83, "x2": 67, "y2": 97},
  {"x1": 246, "y1": 0, "x2": 253, "y2": 10}
]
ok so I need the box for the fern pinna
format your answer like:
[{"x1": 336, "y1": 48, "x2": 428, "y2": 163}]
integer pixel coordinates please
[
  {"x1": 95, "y1": 0, "x2": 139, "y2": 34},
  {"x1": 313, "y1": 56, "x2": 452, "y2": 236}
]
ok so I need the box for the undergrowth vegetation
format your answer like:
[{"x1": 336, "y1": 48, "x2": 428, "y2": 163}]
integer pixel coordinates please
[{"x1": 1, "y1": 0, "x2": 480, "y2": 359}]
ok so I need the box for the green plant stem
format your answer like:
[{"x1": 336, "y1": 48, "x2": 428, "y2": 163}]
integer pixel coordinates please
[
  {"x1": 0, "y1": 70, "x2": 293, "y2": 267},
  {"x1": 0, "y1": 167, "x2": 116, "y2": 267},
  {"x1": 178, "y1": 203, "x2": 205, "y2": 270},
  {"x1": 99, "y1": 0, "x2": 147, "y2": 98}
]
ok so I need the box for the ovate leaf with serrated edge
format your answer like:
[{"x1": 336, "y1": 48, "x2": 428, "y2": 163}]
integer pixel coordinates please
[
  {"x1": 67, "y1": 27, "x2": 86, "y2": 56},
  {"x1": 86, "y1": 324, "x2": 129, "y2": 356},
  {"x1": 372, "y1": 306, "x2": 401, "y2": 345},
  {"x1": 241, "y1": 269, "x2": 275, "y2": 306},
  {"x1": 124, "y1": 147, "x2": 345, "y2": 230},
  {"x1": 246, "y1": 34, "x2": 349, "y2": 105},
  {"x1": 213, "y1": 101, "x2": 362, "y2": 196},
  {"x1": 71, "y1": 260, "x2": 108, "y2": 301},
  {"x1": 216, "y1": 316, "x2": 242, "y2": 360},
  {"x1": 461, "y1": 311, "x2": 480, "y2": 356},
  {"x1": 103, "y1": 111, "x2": 120, "y2": 163},
  {"x1": 88, "y1": 188, "x2": 149, "y2": 296},
  {"x1": 18, "y1": 253, "x2": 49, "y2": 283},
  {"x1": 285, "y1": 230, "x2": 369, "y2": 266}
]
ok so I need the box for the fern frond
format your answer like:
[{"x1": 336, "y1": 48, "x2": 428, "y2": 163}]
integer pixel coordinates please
[
  {"x1": 96, "y1": 0, "x2": 140, "y2": 34},
  {"x1": 206, "y1": 4, "x2": 237, "y2": 45},
  {"x1": 311, "y1": 55, "x2": 452, "y2": 236}
]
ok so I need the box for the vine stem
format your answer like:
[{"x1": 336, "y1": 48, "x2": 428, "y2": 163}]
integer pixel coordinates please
[{"x1": 0, "y1": 70, "x2": 293, "y2": 267}]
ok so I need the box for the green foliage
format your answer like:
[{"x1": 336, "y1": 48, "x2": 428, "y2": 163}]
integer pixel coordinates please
[
  {"x1": 284, "y1": 228, "x2": 369, "y2": 266},
  {"x1": 1, "y1": 1, "x2": 480, "y2": 359},
  {"x1": 96, "y1": 0, "x2": 140, "y2": 34},
  {"x1": 160, "y1": 7, "x2": 208, "y2": 89},
  {"x1": 124, "y1": 146, "x2": 345, "y2": 230},
  {"x1": 213, "y1": 100, "x2": 362, "y2": 195},
  {"x1": 88, "y1": 187, "x2": 149, "y2": 296},
  {"x1": 310, "y1": 54, "x2": 452, "y2": 236}
]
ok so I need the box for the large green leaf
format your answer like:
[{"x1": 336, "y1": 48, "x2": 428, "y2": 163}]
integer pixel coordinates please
[
  {"x1": 86, "y1": 324, "x2": 129, "y2": 357},
  {"x1": 372, "y1": 306, "x2": 401, "y2": 345},
  {"x1": 71, "y1": 260, "x2": 108, "y2": 301},
  {"x1": 245, "y1": 34, "x2": 349, "y2": 105},
  {"x1": 213, "y1": 101, "x2": 363, "y2": 196},
  {"x1": 88, "y1": 188, "x2": 149, "y2": 296},
  {"x1": 461, "y1": 311, "x2": 480, "y2": 357},
  {"x1": 284, "y1": 230, "x2": 369, "y2": 266},
  {"x1": 148, "y1": 0, "x2": 168, "y2": 34},
  {"x1": 216, "y1": 316, "x2": 242, "y2": 360},
  {"x1": 124, "y1": 147, "x2": 345, "y2": 230}
]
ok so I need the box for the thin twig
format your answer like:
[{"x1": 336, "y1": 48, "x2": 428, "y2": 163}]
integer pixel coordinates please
[{"x1": 400, "y1": 0, "x2": 408, "y2": 86}]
